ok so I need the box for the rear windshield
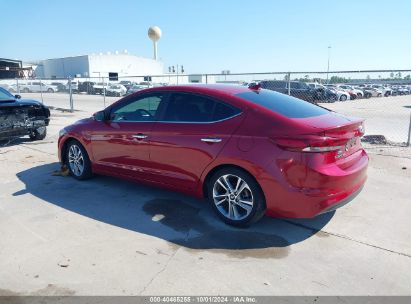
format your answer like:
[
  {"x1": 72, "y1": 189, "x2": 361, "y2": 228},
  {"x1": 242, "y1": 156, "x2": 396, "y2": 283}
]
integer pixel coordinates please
[{"x1": 236, "y1": 89, "x2": 329, "y2": 118}]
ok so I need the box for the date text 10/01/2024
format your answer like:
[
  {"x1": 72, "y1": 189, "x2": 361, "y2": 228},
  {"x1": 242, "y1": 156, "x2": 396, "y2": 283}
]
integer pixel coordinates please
[{"x1": 149, "y1": 296, "x2": 257, "y2": 303}]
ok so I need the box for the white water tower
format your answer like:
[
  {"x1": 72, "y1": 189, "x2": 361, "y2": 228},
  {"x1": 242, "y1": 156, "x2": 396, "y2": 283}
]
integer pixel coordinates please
[{"x1": 148, "y1": 26, "x2": 162, "y2": 60}]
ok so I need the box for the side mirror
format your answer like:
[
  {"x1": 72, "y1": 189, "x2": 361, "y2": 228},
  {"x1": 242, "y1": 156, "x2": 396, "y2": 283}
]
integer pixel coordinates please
[
  {"x1": 93, "y1": 110, "x2": 106, "y2": 121},
  {"x1": 15, "y1": 94, "x2": 21, "y2": 99}
]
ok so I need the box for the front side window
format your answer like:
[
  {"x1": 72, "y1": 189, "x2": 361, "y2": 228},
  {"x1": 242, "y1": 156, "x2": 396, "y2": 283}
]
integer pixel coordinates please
[
  {"x1": 111, "y1": 94, "x2": 164, "y2": 122},
  {"x1": 162, "y1": 93, "x2": 241, "y2": 123}
]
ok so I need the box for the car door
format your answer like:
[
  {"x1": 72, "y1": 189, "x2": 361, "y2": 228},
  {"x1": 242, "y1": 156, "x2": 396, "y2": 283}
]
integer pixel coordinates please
[
  {"x1": 89, "y1": 92, "x2": 167, "y2": 180},
  {"x1": 149, "y1": 92, "x2": 244, "y2": 190},
  {"x1": 31, "y1": 82, "x2": 41, "y2": 92}
]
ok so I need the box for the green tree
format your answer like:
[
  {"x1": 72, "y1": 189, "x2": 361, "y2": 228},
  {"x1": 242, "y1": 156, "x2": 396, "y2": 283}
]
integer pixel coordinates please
[{"x1": 329, "y1": 75, "x2": 348, "y2": 84}]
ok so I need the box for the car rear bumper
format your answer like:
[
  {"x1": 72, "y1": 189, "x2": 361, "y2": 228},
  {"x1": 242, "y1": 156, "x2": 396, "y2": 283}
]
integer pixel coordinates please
[{"x1": 261, "y1": 149, "x2": 369, "y2": 218}]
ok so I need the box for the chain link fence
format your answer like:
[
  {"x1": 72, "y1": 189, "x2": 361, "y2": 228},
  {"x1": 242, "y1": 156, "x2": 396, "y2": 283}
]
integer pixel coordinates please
[{"x1": 1, "y1": 69, "x2": 410, "y2": 153}]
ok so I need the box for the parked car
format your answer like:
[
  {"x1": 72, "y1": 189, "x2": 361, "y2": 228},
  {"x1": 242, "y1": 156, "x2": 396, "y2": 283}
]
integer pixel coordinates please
[
  {"x1": 259, "y1": 80, "x2": 318, "y2": 103},
  {"x1": 78, "y1": 81, "x2": 95, "y2": 94},
  {"x1": 119, "y1": 81, "x2": 134, "y2": 91},
  {"x1": 307, "y1": 83, "x2": 337, "y2": 102},
  {"x1": 58, "y1": 85, "x2": 368, "y2": 226},
  {"x1": 324, "y1": 85, "x2": 350, "y2": 101},
  {"x1": 105, "y1": 84, "x2": 127, "y2": 97},
  {"x1": 18, "y1": 81, "x2": 58, "y2": 93},
  {"x1": 65, "y1": 81, "x2": 79, "y2": 93},
  {"x1": 398, "y1": 86, "x2": 410, "y2": 95},
  {"x1": 338, "y1": 85, "x2": 364, "y2": 98},
  {"x1": 363, "y1": 88, "x2": 382, "y2": 98},
  {"x1": 93, "y1": 83, "x2": 108, "y2": 95},
  {"x1": 50, "y1": 82, "x2": 67, "y2": 92},
  {"x1": 126, "y1": 84, "x2": 148, "y2": 95},
  {"x1": 0, "y1": 87, "x2": 50, "y2": 141},
  {"x1": 0, "y1": 83, "x2": 13, "y2": 91},
  {"x1": 371, "y1": 85, "x2": 392, "y2": 97}
]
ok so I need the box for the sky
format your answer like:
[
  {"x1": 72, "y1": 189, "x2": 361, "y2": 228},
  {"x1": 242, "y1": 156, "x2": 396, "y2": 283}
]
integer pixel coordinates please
[{"x1": 1, "y1": 0, "x2": 411, "y2": 74}]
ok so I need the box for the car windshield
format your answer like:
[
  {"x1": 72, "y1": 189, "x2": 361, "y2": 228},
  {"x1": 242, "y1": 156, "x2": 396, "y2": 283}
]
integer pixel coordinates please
[
  {"x1": 236, "y1": 89, "x2": 329, "y2": 118},
  {"x1": 0, "y1": 88, "x2": 15, "y2": 101}
]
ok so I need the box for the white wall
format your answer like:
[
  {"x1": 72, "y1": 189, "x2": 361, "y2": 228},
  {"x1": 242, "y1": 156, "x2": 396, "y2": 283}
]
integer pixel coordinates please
[
  {"x1": 36, "y1": 54, "x2": 163, "y2": 79},
  {"x1": 40, "y1": 56, "x2": 89, "y2": 78},
  {"x1": 88, "y1": 54, "x2": 163, "y2": 78}
]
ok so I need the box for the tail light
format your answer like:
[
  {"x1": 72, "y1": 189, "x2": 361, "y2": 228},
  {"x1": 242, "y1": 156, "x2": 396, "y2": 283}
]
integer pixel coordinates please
[{"x1": 272, "y1": 135, "x2": 348, "y2": 153}]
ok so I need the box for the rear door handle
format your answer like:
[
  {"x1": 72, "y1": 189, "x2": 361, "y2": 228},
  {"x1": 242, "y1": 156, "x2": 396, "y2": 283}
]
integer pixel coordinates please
[
  {"x1": 201, "y1": 137, "x2": 222, "y2": 143},
  {"x1": 132, "y1": 134, "x2": 148, "y2": 140}
]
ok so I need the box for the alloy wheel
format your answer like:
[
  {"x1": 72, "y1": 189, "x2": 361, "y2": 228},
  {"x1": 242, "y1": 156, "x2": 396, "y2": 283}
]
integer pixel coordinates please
[
  {"x1": 212, "y1": 174, "x2": 254, "y2": 221},
  {"x1": 68, "y1": 144, "x2": 85, "y2": 177}
]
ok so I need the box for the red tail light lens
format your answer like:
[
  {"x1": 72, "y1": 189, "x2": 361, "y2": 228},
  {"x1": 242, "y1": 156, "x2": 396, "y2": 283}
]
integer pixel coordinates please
[{"x1": 272, "y1": 136, "x2": 348, "y2": 153}]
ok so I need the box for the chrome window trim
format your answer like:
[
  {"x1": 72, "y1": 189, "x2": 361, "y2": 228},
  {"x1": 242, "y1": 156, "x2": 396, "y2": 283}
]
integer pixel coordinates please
[{"x1": 110, "y1": 112, "x2": 243, "y2": 124}]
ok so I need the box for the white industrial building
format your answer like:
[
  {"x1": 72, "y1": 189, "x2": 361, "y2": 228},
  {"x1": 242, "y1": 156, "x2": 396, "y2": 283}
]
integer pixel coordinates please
[{"x1": 34, "y1": 53, "x2": 164, "y2": 79}]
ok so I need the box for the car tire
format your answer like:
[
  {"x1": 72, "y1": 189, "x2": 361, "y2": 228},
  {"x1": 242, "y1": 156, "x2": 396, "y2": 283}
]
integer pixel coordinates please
[
  {"x1": 340, "y1": 95, "x2": 347, "y2": 101},
  {"x1": 65, "y1": 140, "x2": 93, "y2": 180},
  {"x1": 377, "y1": 93, "x2": 382, "y2": 97},
  {"x1": 29, "y1": 127, "x2": 47, "y2": 141},
  {"x1": 207, "y1": 167, "x2": 266, "y2": 227},
  {"x1": 47, "y1": 88, "x2": 54, "y2": 93}
]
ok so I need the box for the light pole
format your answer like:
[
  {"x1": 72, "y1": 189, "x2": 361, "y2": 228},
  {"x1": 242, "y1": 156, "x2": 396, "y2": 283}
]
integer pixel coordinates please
[
  {"x1": 168, "y1": 65, "x2": 184, "y2": 84},
  {"x1": 326, "y1": 46, "x2": 331, "y2": 84}
]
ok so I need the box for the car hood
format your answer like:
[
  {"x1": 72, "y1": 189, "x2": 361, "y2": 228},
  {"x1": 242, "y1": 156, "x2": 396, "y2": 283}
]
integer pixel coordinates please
[{"x1": 0, "y1": 98, "x2": 44, "y2": 107}]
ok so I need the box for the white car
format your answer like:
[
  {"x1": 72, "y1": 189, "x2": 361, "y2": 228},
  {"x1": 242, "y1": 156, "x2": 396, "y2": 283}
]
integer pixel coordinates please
[
  {"x1": 371, "y1": 85, "x2": 392, "y2": 97},
  {"x1": 65, "y1": 81, "x2": 79, "y2": 92},
  {"x1": 337, "y1": 85, "x2": 364, "y2": 98},
  {"x1": 363, "y1": 88, "x2": 383, "y2": 98},
  {"x1": 18, "y1": 81, "x2": 58, "y2": 93},
  {"x1": 324, "y1": 85, "x2": 350, "y2": 101},
  {"x1": 105, "y1": 84, "x2": 127, "y2": 97}
]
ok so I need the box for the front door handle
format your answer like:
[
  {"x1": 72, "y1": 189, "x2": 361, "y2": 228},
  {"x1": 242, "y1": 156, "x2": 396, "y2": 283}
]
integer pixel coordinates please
[
  {"x1": 201, "y1": 137, "x2": 222, "y2": 143},
  {"x1": 132, "y1": 134, "x2": 148, "y2": 140}
]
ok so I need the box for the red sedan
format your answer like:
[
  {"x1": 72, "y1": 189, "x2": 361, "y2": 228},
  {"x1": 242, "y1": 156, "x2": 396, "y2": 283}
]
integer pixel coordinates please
[{"x1": 58, "y1": 84, "x2": 368, "y2": 226}]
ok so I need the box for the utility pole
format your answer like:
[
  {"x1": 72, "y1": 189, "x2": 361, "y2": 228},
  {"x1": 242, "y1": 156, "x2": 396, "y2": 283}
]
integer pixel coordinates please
[{"x1": 326, "y1": 46, "x2": 331, "y2": 84}]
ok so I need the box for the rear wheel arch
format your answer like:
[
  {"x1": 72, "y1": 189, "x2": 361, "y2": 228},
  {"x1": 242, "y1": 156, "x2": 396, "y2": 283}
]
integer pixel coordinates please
[
  {"x1": 202, "y1": 164, "x2": 264, "y2": 199},
  {"x1": 203, "y1": 164, "x2": 267, "y2": 226}
]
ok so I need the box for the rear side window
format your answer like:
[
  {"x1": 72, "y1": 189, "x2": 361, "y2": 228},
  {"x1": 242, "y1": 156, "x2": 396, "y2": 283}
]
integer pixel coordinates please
[
  {"x1": 163, "y1": 93, "x2": 241, "y2": 122},
  {"x1": 236, "y1": 89, "x2": 329, "y2": 118}
]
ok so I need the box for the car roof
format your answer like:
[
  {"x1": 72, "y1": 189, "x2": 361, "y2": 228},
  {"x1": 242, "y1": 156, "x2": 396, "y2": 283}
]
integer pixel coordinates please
[{"x1": 144, "y1": 84, "x2": 253, "y2": 97}]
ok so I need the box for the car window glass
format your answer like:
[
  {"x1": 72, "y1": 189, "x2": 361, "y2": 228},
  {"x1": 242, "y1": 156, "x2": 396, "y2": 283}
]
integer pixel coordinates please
[
  {"x1": 236, "y1": 89, "x2": 329, "y2": 118},
  {"x1": 213, "y1": 102, "x2": 241, "y2": 121},
  {"x1": 290, "y1": 82, "x2": 300, "y2": 89},
  {"x1": 163, "y1": 93, "x2": 214, "y2": 122},
  {"x1": 111, "y1": 94, "x2": 164, "y2": 122}
]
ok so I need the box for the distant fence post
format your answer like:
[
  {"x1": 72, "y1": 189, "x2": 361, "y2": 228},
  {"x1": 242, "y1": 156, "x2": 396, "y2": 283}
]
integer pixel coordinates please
[
  {"x1": 287, "y1": 72, "x2": 291, "y2": 95},
  {"x1": 39, "y1": 78, "x2": 44, "y2": 103},
  {"x1": 103, "y1": 77, "x2": 106, "y2": 109},
  {"x1": 16, "y1": 78, "x2": 20, "y2": 94},
  {"x1": 205, "y1": 74, "x2": 208, "y2": 84},
  {"x1": 407, "y1": 111, "x2": 411, "y2": 147},
  {"x1": 68, "y1": 77, "x2": 74, "y2": 112}
]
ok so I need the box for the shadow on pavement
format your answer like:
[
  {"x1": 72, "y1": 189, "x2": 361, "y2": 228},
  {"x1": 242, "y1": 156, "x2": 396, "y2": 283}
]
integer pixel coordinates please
[{"x1": 15, "y1": 163, "x2": 335, "y2": 257}]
